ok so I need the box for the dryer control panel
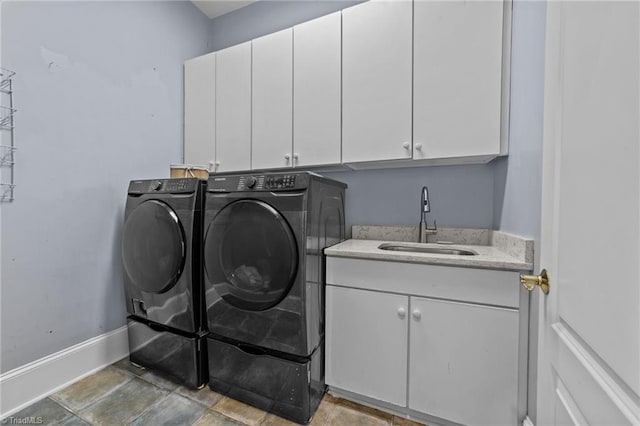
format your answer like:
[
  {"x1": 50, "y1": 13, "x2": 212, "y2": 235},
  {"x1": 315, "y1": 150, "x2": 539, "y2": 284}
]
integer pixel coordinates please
[
  {"x1": 128, "y1": 178, "x2": 200, "y2": 194},
  {"x1": 208, "y1": 172, "x2": 312, "y2": 192}
]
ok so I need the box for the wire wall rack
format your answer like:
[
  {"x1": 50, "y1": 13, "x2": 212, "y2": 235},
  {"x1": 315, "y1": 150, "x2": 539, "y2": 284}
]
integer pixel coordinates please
[{"x1": 1, "y1": 67, "x2": 16, "y2": 202}]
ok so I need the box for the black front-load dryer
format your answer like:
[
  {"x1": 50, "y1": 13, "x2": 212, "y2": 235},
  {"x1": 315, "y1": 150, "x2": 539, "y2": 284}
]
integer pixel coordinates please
[
  {"x1": 203, "y1": 172, "x2": 346, "y2": 423},
  {"x1": 122, "y1": 178, "x2": 207, "y2": 388},
  {"x1": 203, "y1": 172, "x2": 346, "y2": 356}
]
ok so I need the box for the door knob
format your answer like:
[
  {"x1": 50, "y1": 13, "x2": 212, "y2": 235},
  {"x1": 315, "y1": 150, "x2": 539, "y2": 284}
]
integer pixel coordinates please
[
  {"x1": 520, "y1": 269, "x2": 550, "y2": 295},
  {"x1": 415, "y1": 143, "x2": 423, "y2": 151},
  {"x1": 284, "y1": 154, "x2": 291, "y2": 160},
  {"x1": 402, "y1": 142, "x2": 411, "y2": 149},
  {"x1": 412, "y1": 309, "x2": 421, "y2": 320},
  {"x1": 397, "y1": 307, "x2": 406, "y2": 319}
]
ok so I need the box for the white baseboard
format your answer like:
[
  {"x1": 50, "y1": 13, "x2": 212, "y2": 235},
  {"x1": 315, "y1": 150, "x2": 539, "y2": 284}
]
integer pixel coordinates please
[
  {"x1": 523, "y1": 416, "x2": 534, "y2": 426},
  {"x1": 0, "y1": 325, "x2": 129, "y2": 418}
]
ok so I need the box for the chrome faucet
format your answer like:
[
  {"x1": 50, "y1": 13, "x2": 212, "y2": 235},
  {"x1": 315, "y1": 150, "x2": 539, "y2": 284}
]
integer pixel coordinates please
[{"x1": 419, "y1": 186, "x2": 437, "y2": 243}]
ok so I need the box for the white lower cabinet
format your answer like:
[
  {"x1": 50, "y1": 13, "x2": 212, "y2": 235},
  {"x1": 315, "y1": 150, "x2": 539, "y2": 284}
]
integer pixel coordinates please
[
  {"x1": 409, "y1": 297, "x2": 519, "y2": 426},
  {"x1": 325, "y1": 257, "x2": 526, "y2": 425},
  {"x1": 326, "y1": 286, "x2": 408, "y2": 406}
]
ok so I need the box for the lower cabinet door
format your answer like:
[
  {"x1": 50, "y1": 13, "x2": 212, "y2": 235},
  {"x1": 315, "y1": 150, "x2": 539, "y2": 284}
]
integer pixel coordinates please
[
  {"x1": 409, "y1": 297, "x2": 520, "y2": 425},
  {"x1": 326, "y1": 286, "x2": 408, "y2": 406}
]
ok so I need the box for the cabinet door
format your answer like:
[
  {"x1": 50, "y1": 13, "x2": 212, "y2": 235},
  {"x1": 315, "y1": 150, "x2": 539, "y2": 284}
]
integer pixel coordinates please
[
  {"x1": 216, "y1": 41, "x2": 252, "y2": 172},
  {"x1": 342, "y1": 0, "x2": 413, "y2": 163},
  {"x1": 413, "y1": 0, "x2": 504, "y2": 159},
  {"x1": 184, "y1": 53, "x2": 215, "y2": 169},
  {"x1": 251, "y1": 28, "x2": 293, "y2": 170},
  {"x1": 409, "y1": 297, "x2": 519, "y2": 425},
  {"x1": 293, "y1": 12, "x2": 341, "y2": 167},
  {"x1": 326, "y1": 286, "x2": 408, "y2": 406}
]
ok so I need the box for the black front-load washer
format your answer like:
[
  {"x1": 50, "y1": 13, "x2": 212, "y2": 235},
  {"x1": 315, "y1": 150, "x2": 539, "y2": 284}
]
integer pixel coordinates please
[
  {"x1": 122, "y1": 178, "x2": 207, "y2": 388},
  {"x1": 203, "y1": 172, "x2": 346, "y2": 423}
]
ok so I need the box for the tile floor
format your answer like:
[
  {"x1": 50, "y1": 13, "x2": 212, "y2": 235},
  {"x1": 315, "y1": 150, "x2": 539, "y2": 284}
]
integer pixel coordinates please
[{"x1": 3, "y1": 358, "x2": 426, "y2": 426}]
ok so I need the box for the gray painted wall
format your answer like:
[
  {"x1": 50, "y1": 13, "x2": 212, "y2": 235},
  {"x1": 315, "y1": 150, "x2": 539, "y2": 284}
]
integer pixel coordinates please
[
  {"x1": 493, "y1": 1, "x2": 546, "y2": 240},
  {"x1": 0, "y1": 0, "x2": 211, "y2": 372},
  {"x1": 323, "y1": 165, "x2": 495, "y2": 231},
  {"x1": 209, "y1": 0, "x2": 363, "y2": 51}
]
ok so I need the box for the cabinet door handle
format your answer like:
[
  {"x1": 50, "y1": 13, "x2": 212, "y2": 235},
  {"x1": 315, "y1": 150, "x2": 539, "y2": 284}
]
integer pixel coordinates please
[
  {"x1": 412, "y1": 309, "x2": 422, "y2": 320},
  {"x1": 293, "y1": 153, "x2": 299, "y2": 161},
  {"x1": 415, "y1": 143, "x2": 423, "y2": 151},
  {"x1": 284, "y1": 154, "x2": 291, "y2": 161},
  {"x1": 397, "y1": 307, "x2": 406, "y2": 319},
  {"x1": 402, "y1": 142, "x2": 411, "y2": 150},
  {"x1": 208, "y1": 160, "x2": 215, "y2": 171}
]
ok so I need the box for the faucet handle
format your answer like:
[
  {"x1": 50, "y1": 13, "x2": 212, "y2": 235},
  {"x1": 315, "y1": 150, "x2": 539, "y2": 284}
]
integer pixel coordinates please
[{"x1": 421, "y1": 186, "x2": 430, "y2": 213}]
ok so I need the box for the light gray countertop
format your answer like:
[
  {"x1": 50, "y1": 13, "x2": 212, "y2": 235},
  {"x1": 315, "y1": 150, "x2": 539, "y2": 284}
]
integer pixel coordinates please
[{"x1": 325, "y1": 226, "x2": 534, "y2": 271}]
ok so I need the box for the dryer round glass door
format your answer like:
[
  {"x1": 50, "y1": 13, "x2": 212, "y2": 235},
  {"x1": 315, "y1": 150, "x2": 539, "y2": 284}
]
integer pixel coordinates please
[
  {"x1": 122, "y1": 200, "x2": 186, "y2": 294},
  {"x1": 204, "y1": 199, "x2": 299, "y2": 311}
]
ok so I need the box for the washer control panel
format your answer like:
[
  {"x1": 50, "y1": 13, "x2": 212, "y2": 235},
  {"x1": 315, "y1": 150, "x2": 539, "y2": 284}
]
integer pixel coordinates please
[
  {"x1": 128, "y1": 178, "x2": 200, "y2": 194},
  {"x1": 265, "y1": 175, "x2": 297, "y2": 190},
  {"x1": 208, "y1": 173, "x2": 310, "y2": 192}
]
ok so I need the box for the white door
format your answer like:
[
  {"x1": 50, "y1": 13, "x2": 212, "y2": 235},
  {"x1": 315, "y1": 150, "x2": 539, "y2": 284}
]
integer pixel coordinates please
[
  {"x1": 535, "y1": 2, "x2": 640, "y2": 425},
  {"x1": 184, "y1": 52, "x2": 215, "y2": 170},
  {"x1": 341, "y1": 0, "x2": 413, "y2": 164},
  {"x1": 216, "y1": 41, "x2": 252, "y2": 172},
  {"x1": 251, "y1": 28, "x2": 293, "y2": 170}
]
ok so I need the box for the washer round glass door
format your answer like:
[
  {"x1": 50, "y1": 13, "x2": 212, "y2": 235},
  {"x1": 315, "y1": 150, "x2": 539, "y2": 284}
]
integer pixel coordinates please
[
  {"x1": 122, "y1": 200, "x2": 185, "y2": 294},
  {"x1": 204, "y1": 199, "x2": 298, "y2": 311}
]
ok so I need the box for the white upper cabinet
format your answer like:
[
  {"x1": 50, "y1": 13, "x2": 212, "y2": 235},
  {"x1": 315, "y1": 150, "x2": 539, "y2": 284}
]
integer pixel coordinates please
[
  {"x1": 342, "y1": 0, "x2": 413, "y2": 164},
  {"x1": 184, "y1": 53, "x2": 215, "y2": 170},
  {"x1": 413, "y1": 0, "x2": 505, "y2": 160},
  {"x1": 251, "y1": 28, "x2": 293, "y2": 170},
  {"x1": 216, "y1": 41, "x2": 252, "y2": 172},
  {"x1": 184, "y1": 0, "x2": 511, "y2": 172},
  {"x1": 293, "y1": 12, "x2": 342, "y2": 167}
]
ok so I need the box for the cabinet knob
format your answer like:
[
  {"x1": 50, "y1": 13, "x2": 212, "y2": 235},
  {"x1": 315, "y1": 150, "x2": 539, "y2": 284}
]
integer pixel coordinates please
[
  {"x1": 415, "y1": 143, "x2": 423, "y2": 151},
  {"x1": 412, "y1": 309, "x2": 422, "y2": 320},
  {"x1": 397, "y1": 307, "x2": 406, "y2": 319},
  {"x1": 293, "y1": 153, "x2": 299, "y2": 160},
  {"x1": 284, "y1": 154, "x2": 291, "y2": 160},
  {"x1": 402, "y1": 142, "x2": 411, "y2": 150}
]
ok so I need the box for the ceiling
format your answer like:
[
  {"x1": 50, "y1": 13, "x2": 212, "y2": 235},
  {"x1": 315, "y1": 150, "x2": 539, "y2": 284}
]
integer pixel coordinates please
[{"x1": 191, "y1": 0, "x2": 257, "y2": 19}]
